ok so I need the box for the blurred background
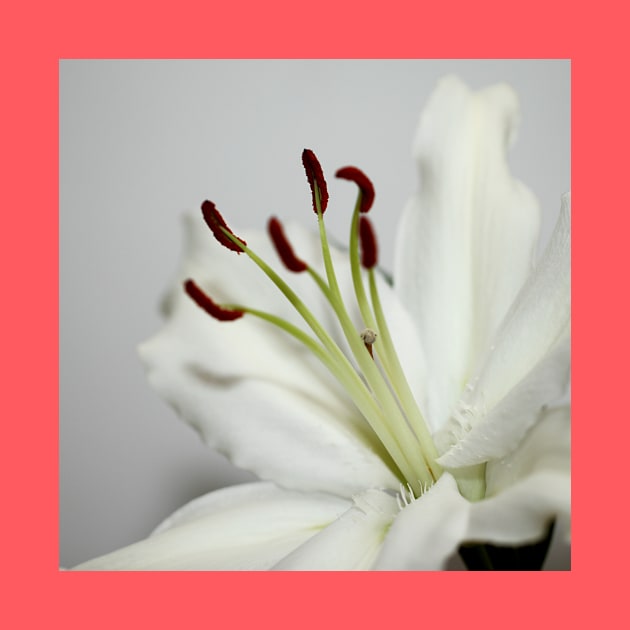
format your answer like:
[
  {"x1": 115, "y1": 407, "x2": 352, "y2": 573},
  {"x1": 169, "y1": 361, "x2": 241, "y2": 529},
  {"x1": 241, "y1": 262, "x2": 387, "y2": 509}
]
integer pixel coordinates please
[{"x1": 60, "y1": 59, "x2": 571, "y2": 568}]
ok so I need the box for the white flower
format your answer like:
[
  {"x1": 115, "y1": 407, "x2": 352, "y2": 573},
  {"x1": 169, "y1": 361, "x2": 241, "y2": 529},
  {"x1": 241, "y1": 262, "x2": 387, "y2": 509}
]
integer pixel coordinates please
[{"x1": 73, "y1": 76, "x2": 570, "y2": 571}]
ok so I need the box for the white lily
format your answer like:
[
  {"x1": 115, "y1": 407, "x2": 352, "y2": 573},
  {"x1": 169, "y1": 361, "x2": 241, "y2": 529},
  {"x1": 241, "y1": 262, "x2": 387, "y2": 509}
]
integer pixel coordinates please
[{"x1": 73, "y1": 76, "x2": 570, "y2": 571}]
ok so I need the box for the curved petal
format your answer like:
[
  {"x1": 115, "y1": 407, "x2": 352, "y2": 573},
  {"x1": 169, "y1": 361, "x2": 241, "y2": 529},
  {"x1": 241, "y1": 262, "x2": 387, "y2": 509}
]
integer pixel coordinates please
[
  {"x1": 375, "y1": 406, "x2": 570, "y2": 569},
  {"x1": 438, "y1": 195, "x2": 570, "y2": 466},
  {"x1": 140, "y1": 213, "x2": 400, "y2": 496},
  {"x1": 468, "y1": 405, "x2": 571, "y2": 545},
  {"x1": 485, "y1": 405, "x2": 570, "y2": 495},
  {"x1": 467, "y1": 471, "x2": 570, "y2": 546},
  {"x1": 72, "y1": 482, "x2": 350, "y2": 571},
  {"x1": 272, "y1": 489, "x2": 399, "y2": 570},
  {"x1": 394, "y1": 76, "x2": 541, "y2": 433},
  {"x1": 374, "y1": 473, "x2": 470, "y2": 570}
]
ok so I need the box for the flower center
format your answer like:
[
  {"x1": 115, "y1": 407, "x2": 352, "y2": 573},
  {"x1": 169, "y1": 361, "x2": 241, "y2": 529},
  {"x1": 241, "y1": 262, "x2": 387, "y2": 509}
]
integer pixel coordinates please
[{"x1": 184, "y1": 149, "x2": 442, "y2": 496}]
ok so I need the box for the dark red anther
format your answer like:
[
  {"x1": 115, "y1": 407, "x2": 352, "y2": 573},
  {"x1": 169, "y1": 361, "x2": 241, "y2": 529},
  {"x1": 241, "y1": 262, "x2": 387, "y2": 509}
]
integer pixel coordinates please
[
  {"x1": 302, "y1": 149, "x2": 329, "y2": 214},
  {"x1": 201, "y1": 200, "x2": 247, "y2": 253},
  {"x1": 268, "y1": 217, "x2": 308, "y2": 273},
  {"x1": 184, "y1": 279, "x2": 244, "y2": 321},
  {"x1": 359, "y1": 216, "x2": 378, "y2": 269},
  {"x1": 335, "y1": 166, "x2": 375, "y2": 213}
]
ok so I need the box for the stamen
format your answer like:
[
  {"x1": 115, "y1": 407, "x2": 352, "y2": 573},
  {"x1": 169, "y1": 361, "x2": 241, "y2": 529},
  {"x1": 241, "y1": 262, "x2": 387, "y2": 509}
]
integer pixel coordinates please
[
  {"x1": 268, "y1": 217, "x2": 308, "y2": 273},
  {"x1": 341, "y1": 169, "x2": 440, "y2": 482},
  {"x1": 359, "y1": 216, "x2": 378, "y2": 269},
  {"x1": 188, "y1": 149, "x2": 443, "y2": 494},
  {"x1": 308, "y1": 158, "x2": 432, "y2": 490},
  {"x1": 335, "y1": 166, "x2": 375, "y2": 213},
  {"x1": 302, "y1": 149, "x2": 328, "y2": 214},
  {"x1": 201, "y1": 200, "x2": 247, "y2": 253},
  {"x1": 193, "y1": 216, "x2": 418, "y2": 487},
  {"x1": 184, "y1": 279, "x2": 244, "y2": 321}
]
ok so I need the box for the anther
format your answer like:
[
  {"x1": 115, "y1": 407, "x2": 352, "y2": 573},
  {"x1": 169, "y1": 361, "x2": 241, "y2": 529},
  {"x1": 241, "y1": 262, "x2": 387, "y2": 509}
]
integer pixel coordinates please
[
  {"x1": 201, "y1": 200, "x2": 247, "y2": 253},
  {"x1": 268, "y1": 217, "x2": 308, "y2": 273},
  {"x1": 184, "y1": 279, "x2": 244, "y2": 321},
  {"x1": 335, "y1": 166, "x2": 375, "y2": 213},
  {"x1": 302, "y1": 149, "x2": 329, "y2": 214},
  {"x1": 359, "y1": 216, "x2": 378, "y2": 269}
]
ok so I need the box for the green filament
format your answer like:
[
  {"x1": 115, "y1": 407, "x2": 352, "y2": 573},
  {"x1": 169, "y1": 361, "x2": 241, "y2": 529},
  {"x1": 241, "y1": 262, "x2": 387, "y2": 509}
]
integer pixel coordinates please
[{"x1": 201, "y1": 170, "x2": 448, "y2": 496}]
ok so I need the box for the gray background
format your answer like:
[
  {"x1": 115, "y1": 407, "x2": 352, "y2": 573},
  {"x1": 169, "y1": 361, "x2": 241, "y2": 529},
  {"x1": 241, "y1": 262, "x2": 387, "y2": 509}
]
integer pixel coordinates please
[{"x1": 60, "y1": 59, "x2": 571, "y2": 568}]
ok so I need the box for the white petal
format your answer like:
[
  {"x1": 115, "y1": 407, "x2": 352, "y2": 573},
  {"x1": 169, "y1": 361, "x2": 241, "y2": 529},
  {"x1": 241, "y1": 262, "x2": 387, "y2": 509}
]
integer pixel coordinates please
[
  {"x1": 373, "y1": 473, "x2": 470, "y2": 570},
  {"x1": 394, "y1": 76, "x2": 540, "y2": 434},
  {"x1": 272, "y1": 489, "x2": 399, "y2": 570},
  {"x1": 376, "y1": 406, "x2": 570, "y2": 569},
  {"x1": 467, "y1": 471, "x2": 570, "y2": 545},
  {"x1": 468, "y1": 406, "x2": 570, "y2": 545},
  {"x1": 140, "y1": 214, "x2": 400, "y2": 496},
  {"x1": 72, "y1": 482, "x2": 349, "y2": 570},
  {"x1": 438, "y1": 194, "x2": 570, "y2": 466},
  {"x1": 485, "y1": 405, "x2": 570, "y2": 495}
]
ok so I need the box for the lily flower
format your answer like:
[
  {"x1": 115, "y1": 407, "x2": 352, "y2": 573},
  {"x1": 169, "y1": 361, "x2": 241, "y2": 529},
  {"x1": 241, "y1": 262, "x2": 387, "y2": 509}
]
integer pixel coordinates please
[{"x1": 73, "y1": 76, "x2": 570, "y2": 571}]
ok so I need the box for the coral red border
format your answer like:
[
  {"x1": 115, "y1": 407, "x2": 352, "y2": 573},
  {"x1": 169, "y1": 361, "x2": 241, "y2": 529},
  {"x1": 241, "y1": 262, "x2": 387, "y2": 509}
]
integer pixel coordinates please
[{"x1": 2, "y1": 0, "x2": 615, "y2": 627}]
